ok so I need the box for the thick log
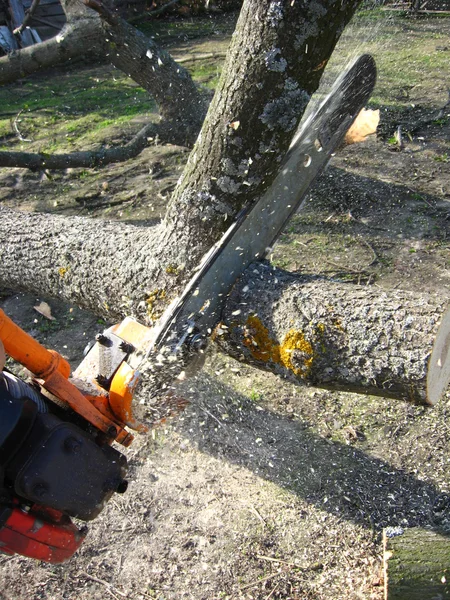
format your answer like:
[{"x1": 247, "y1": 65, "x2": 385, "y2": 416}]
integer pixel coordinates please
[
  {"x1": 1, "y1": 206, "x2": 449, "y2": 403},
  {"x1": 0, "y1": 20, "x2": 99, "y2": 84},
  {"x1": 383, "y1": 528, "x2": 450, "y2": 599},
  {"x1": 0, "y1": 206, "x2": 161, "y2": 321},
  {"x1": 216, "y1": 262, "x2": 450, "y2": 405}
]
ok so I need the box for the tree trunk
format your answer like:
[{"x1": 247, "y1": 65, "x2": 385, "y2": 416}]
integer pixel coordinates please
[
  {"x1": 6, "y1": 0, "x2": 437, "y2": 405},
  {"x1": 383, "y1": 528, "x2": 450, "y2": 599},
  {"x1": 162, "y1": 0, "x2": 364, "y2": 267},
  {"x1": 1, "y1": 208, "x2": 449, "y2": 405}
]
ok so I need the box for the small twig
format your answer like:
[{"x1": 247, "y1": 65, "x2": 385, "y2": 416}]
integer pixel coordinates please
[
  {"x1": 13, "y1": 0, "x2": 41, "y2": 36},
  {"x1": 359, "y1": 237, "x2": 379, "y2": 266},
  {"x1": 12, "y1": 110, "x2": 32, "y2": 142},
  {"x1": 257, "y1": 555, "x2": 304, "y2": 568},
  {"x1": 325, "y1": 260, "x2": 366, "y2": 275},
  {"x1": 240, "y1": 572, "x2": 280, "y2": 592},
  {"x1": 249, "y1": 504, "x2": 266, "y2": 526},
  {"x1": 79, "y1": 571, "x2": 128, "y2": 599},
  {"x1": 196, "y1": 404, "x2": 223, "y2": 427},
  {"x1": 265, "y1": 580, "x2": 281, "y2": 600}
]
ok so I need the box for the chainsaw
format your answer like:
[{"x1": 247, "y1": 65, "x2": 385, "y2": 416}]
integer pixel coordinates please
[{"x1": 0, "y1": 55, "x2": 376, "y2": 563}]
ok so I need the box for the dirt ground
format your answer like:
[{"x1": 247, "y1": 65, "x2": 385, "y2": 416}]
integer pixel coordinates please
[{"x1": 1, "y1": 9, "x2": 450, "y2": 600}]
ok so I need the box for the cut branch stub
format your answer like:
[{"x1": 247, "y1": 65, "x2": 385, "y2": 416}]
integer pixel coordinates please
[
  {"x1": 217, "y1": 262, "x2": 450, "y2": 405},
  {"x1": 428, "y1": 307, "x2": 450, "y2": 405}
]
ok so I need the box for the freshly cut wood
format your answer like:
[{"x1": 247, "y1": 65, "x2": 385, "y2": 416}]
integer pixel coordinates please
[
  {"x1": 217, "y1": 263, "x2": 450, "y2": 405},
  {"x1": 344, "y1": 108, "x2": 379, "y2": 145},
  {"x1": 383, "y1": 528, "x2": 450, "y2": 600}
]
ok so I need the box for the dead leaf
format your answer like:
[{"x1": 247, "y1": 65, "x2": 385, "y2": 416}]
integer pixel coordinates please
[
  {"x1": 33, "y1": 301, "x2": 55, "y2": 321},
  {"x1": 344, "y1": 108, "x2": 380, "y2": 145}
]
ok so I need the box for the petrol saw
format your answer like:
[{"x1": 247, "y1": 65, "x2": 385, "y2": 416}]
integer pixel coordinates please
[{"x1": 0, "y1": 55, "x2": 376, "y2": 563}]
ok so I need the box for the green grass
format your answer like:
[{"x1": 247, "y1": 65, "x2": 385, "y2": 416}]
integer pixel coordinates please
[
  {"x1": 0, "y1": 10, "x2": 448, "y2": 154},
  {"x1": 0, "y1": 66, "x2": 157, "y2": 152}
]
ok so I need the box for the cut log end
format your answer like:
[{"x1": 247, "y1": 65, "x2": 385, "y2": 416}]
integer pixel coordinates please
[{"x1": 427, "y1": 306, "x2": 450, "y2": 406}]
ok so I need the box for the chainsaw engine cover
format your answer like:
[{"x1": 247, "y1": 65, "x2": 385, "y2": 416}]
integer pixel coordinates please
[{"x1": 5, "y1": 411, "x2": 128, "y2": 521}]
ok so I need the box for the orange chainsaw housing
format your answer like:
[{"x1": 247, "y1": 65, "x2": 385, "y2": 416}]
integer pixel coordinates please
[{"x1": 0, "y1": 308, "x2": 153, "y2": 563}]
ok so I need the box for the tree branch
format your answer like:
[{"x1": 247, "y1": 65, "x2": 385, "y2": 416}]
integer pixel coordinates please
[
  {"x1": 13, "y1": 0, "x2": 41, "y2": 36},
  {"x1": 0, "y1": 119, "x2": 191, "y2": 170},
  {"x1": 83, "y1": 0, "x2": 120, "y2": 26}
]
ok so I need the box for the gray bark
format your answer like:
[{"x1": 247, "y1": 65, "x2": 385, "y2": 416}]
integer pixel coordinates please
[
  {"x1": 0, "y1": 20, "x2": 98, "y2": 83},
  {"x1": 161, "y1": 0, "x2": 363, "y2": 267},
  {"x1": 383, "y1": 528, "x2": 450, "y2": 599},
  {"x1": 0, "y1": 206, "x2": 159, "y2": 321},
  {"x1": 216, "y1": 263, "x2": 450, "y2": 406}
]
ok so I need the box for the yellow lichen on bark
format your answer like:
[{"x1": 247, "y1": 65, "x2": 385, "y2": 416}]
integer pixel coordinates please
[
  {"x1": 280, "y1": 329, "x2": 314, "y2": 376},
  {"x1": 242, "y1": 315, "x2": 314, "y2": 378}
]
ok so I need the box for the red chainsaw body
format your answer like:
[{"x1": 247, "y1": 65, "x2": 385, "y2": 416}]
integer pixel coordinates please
[{"x1": 0, "y1": 505, "x2": 86, "y2": 563}]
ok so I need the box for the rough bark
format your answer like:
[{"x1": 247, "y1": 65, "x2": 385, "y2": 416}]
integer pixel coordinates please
[
  {"x1": 161, "y1": 0, "x2": 363, "y2": 267},
  {"x1": 0, "y1": 206, "x2": 159, "y2": 320},
  {"x1": 383, "y1": 528, "x2": 450, "y2": 599},
  {"x1": 0, "y1": 20, "x2": 98, "y2": 83},
  {"x1": 216, "y1": 263, "x2": 450, "y2": 406},
  {"x1": 1, "y1": 208, "x2": 449, "y2": 405}
]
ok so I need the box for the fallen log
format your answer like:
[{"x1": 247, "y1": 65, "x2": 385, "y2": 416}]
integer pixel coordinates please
[
  {"x1": 383, "y1": 527, "x2": 450, "y2": 600},
  {"x1": 1, "y1": 203, "x2": 449, "y2": 403},
  {"x1": 0, "y1": 119, "x2": 187, "y2": 170},
  {"x1": 217, "y1": 262, "x2": 450, "y2": 405}
]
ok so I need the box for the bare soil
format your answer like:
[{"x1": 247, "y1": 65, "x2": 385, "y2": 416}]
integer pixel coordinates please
[{"x1": 1, "y1": 10, "x2": 450, "y2": 600}]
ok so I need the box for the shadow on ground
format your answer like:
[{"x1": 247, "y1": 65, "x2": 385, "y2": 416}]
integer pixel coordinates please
[{"x1": 173, "y1": 372, "x2": 449, "y2": 536}]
